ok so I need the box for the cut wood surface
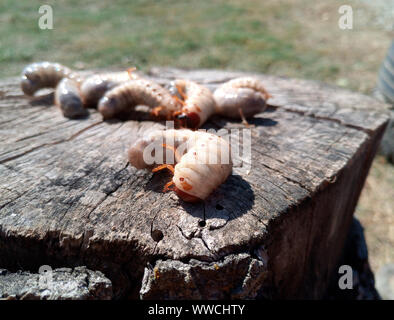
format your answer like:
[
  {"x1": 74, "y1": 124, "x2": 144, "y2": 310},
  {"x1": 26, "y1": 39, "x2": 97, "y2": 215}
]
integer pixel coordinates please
[{"x1": 0, "y1": 68, "x2": 389, "y2": 299}]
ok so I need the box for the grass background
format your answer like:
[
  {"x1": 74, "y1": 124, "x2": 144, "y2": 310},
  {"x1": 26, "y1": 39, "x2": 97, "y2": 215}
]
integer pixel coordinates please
[
  {"x1": 1, "y1": 0, "x2": 391, "y2": 92},
  {"x1": 0, "y1": 0, "x2": 393, "y2": 277}
]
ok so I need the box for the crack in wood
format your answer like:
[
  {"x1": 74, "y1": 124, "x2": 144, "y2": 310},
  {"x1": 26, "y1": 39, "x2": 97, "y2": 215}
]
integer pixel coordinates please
[
  {"x1": 258, "y1": 160, "x2": 313, "y2": 193},
  {"x1": 85, "y1": 163, "x2": 130, "y2": 220},
  {"x1": 0, "y1": 120, "x2": 103, "y2": 165},
  {"x1": 268, "y1": 103, "x2": 375, "y2": 134}
]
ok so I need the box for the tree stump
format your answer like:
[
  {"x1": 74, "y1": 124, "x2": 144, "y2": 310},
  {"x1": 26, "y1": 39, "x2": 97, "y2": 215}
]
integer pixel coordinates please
[
  {"x1": 0, "y1": 266, "x2": 113, "y2": 300},
  {"x1": 0, "y1": 68, "x2": 389, "y2": 299}
]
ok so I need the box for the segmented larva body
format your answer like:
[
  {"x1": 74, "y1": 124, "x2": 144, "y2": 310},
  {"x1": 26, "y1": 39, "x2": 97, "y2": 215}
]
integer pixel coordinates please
[
  {"x1": 172, "y1": 79, "x2": 216, "y2": 129},
  {"x1": 55, "y1": 77, "x2": 88, "y2": 119},
  {"x1": 80, "y1": 71, "x2": 139, "y2": 108},
  {"x1": 98, "y1": 79, "x2": 181, "y2": 119},
  {"x1": 128, "y1": 129, "x2": 232, "y2": 202},
  {"x1": 213, "y1": 77, "x2": 270, "y2": 118},
  {"x1": 21, "y1": 62, "x2": 77, "y2": 96}
]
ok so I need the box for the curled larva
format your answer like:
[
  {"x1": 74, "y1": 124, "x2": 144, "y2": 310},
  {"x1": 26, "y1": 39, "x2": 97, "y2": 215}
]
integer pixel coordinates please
[
  {"x1": 21, "y1": 62, "x2": 77, "y2": 96},
  {"x1": 213, "y1": 77, "x2": 270, "y2": 119},
  {"x1": 80, "y1": 70, "x2": 139, "y2": 108},
  {"x1": 98, "y1": 79, "x2": 181, "y2": 119},
  {"x1": 172, "y1": 79, "x2": 216, "y2": 129},
  {"x1": 55, "y1": 77, "x2": 88, "y2": 119},
  {"x1": 128, "y1": 129, "x2": 232, "y2": 202}
]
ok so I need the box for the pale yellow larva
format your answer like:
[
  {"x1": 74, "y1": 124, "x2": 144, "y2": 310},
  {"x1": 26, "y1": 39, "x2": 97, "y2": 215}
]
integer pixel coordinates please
[
  {"x1": 128, "y1": 129, "x2": 232, "y2": 202},
  {"x1": 54, "y1": 77, "x2": 88, "y2": 119},
  {"x1": 213, "y1": 77, "x2": 270, "y2": 118},
  {"x1": 80, "y1": 71, "x2": 139, "y2": 108},
  {"x1": 172, "y1": 79, "x2": 216, "y2": 129},
  {"x1": 98, "y1": 79, "x2": 182, "y2": 120},
  {"x1": 21, "y1": 62, "x2": 78, "y2": 96}
]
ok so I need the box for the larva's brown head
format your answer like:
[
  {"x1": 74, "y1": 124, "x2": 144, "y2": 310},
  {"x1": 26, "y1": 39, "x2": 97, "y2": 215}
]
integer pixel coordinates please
[
  {"x1": 21, "y1": 75, "x2": 40, "y2": 96},
  {"x1": 98, "y1": 96, "x2": 118, "y2": 119},
  {"x1": 20, "y1": 63, "x2": 53, "y2": 96},
  {"x1": 175, "y1": 112, "x2": 201, "y2": 129},
  {"x1": 57, "y1": 93, "x2": 87, "y2": 119}
]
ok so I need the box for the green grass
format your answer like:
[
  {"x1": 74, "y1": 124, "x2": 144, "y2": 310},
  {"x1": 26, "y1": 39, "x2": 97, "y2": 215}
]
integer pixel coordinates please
[{"x1": 2, "y1": 0, "x2": 389, "y2": 93}]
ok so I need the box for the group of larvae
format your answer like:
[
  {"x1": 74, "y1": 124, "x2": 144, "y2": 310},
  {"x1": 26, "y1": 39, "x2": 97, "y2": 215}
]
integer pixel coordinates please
[{"x1": 21, "y1": 62, "x2": 271, "y2": 202}]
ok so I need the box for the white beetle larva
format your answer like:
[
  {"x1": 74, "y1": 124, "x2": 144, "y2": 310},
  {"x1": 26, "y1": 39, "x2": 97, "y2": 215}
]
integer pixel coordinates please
[
  {"x1": 54, "y1": 77, "x2": 88, "y2": 119},
  {"x1": 172, "y1": 77, "x2": 270, "y2": 128},
  {"x1": 21, "y1": 62, "x2": 77, "y2": 96},
  {"x1": 97, "y1": 79, "x2": 182, "y2": 120},
  {"x1": 213, "y1": 77, "x2": 270, "y2": 120},
  {"x1": 171, "y1": 79, "x2": 216, "y2": 129},
  {"x1": 128, "y1": 129, "x2": 232, "y2": 202},
  {"x1": 80, "y1": 70, "x2": 139, "y2": 108}
]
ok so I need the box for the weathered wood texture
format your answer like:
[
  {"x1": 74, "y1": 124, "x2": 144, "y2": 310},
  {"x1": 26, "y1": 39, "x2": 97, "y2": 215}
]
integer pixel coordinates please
[
  {"x1": 0, "y1": 266, "x2": 112, "y2": 300},
  {"x1": 0, "y1": 68, "x2": 389, "y2": 299}
]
